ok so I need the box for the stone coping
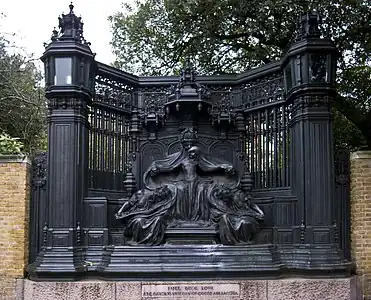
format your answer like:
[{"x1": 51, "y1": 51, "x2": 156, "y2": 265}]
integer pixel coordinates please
[
  {"x1": 351, "y1": 150, "x2": 371, "y2": 160},
  {"x1": 0, "y1": 155, "x2": 31, "y2": 165}
]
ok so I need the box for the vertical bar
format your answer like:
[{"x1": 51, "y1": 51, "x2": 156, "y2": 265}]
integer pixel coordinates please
[
  {"x1": 108, "y1": 111, "x2": 112, "y2": 189},
  {"x1": 273, "y1": 107, "x2": 279, "y2": 187},
  {"x1": 94, "y1": 108, "x2": 99, "y2": 189},
  {"x1": 250, "y1": 114, "x2": 255, "y2": 189},
  {"x1": 125, "y1": 118, "x2": 129, "y2": 178},
  {"x1": 101, "y1": 111, "x2": 105, "y2": 189},
  {"x1": 99, "y1": 110, "x2": 105, "y2": 189},
  {"x1": 282, "y1": 105, "x2": 288, "y2": 186},
  {"x1": 114, "y1": 114, "x2": 120, "y2": 191},
  {"x1": 265, "y1": 108, "x2": 271, "y2": 188},
  {"x1": 117, "y1": 115, "x2": 122, "y2": 177},
  {"x1": 258, "y1": 111, "x2": 262, "y2": 189},
  {"x1": 87, "y1": 112, "x2": 92, "y2": 189},
  {"x1": 122, "y1": 115, "x2": 126, "y2": 190},
  {"x1": 104, "y1": 110, "x2": 109, "y2": 189}
]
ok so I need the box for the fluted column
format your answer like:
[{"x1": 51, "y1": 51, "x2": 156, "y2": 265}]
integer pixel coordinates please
[{"x1": 290, "y1": 92, "x2": 335, "y2": 242}]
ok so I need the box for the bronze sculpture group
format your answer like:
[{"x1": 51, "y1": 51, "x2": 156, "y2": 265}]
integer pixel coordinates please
[{"x1": 116, "y1": 128, "x2": 264, "y2": 246}]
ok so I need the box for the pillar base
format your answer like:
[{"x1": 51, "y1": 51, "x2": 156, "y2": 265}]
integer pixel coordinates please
[{"x1": 27, "y1": 248, "x2": 85, "y2": 281}]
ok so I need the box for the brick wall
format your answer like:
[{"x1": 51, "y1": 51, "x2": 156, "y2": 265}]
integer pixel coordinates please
[
  {"x1": 0, "y1": 156, "x2": 31, "y2": 300},
  {"x1": 350, "y1": 151, "x2": 371, "y2": 299}
]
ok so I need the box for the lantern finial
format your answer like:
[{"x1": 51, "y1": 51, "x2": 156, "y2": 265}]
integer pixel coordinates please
[
  {"x1": 43, "y1": 2, "x2": 89, "y2": 45},
  {"x1": 69, "y1": 2, "x2": 74, "y2": 14},
  {"x1": 291, "y1": 12, "x2": 322, "y2": 44}
]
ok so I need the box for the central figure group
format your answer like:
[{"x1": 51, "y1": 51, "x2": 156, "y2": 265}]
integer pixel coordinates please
[{"x1": 116, "y1": 128, "x2": 264, "y2": 245}]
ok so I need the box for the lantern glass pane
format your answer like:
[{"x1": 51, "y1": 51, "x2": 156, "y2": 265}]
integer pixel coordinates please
[
  {"x1": 309, "y1": 54, "x2": 328, "y2": 82},
  {"x1": 54, "y1": 57, "x2": 72, "y2": 85}
]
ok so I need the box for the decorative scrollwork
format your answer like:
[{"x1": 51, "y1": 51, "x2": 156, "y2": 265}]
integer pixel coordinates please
[
  {"x1": 94, "y1": 74, "x2": 134, "y2": 110},
  {"x1": 141, "y1": 98, "x2": 165, "y2": 134},
  {"x1": 32, "y1": 152, "x2": 47, "y2": 190},
  {"x1": 205, "y1": 85, "x2": 234, "y2": 106},
  {"x1": 210, "y1": 91, "x2": 236, "y2": 128},
  {"x1": 141, "y1": 86, "x2": 170, "y2": 109},
  {"x1": 334, "y1": 149, "x2": 350, "y2": 185},
  {"x1": 240, "y1": 73, "x2": 284, "y2": 109},
  {"x1": 291, "y1": 95, "x2": 333, "y2": 120},
  {"x1": 48, "y1": 98, "x2": 88, "y2": 114}
]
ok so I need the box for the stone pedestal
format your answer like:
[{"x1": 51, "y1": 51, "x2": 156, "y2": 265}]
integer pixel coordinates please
[
  {"x1": 350, "y1": 151, "x2": 371, "y2": 299},
  {"x1": 21, "y1": 278, "x2": 357, "y2": 300}
]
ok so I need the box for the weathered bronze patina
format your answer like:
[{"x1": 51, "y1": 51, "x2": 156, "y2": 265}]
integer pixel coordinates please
[{"x1": 116, "y1": 128, "x2": 264, "y2": 245}]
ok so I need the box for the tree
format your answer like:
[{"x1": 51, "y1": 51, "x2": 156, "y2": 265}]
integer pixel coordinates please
[
  {"x1": 109, "y1": 0, "x2": 371, "y2": 150},
  {"x1": 0, "y1": 35, "x2": 47, "y2": 154}
]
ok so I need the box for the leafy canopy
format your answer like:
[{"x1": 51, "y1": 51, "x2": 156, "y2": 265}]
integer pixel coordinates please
[
  {"x1": 0, "y1": 35, "x2": 47, "y2": 154},
  {"x1": 109, "y1": 0, "x2": 371, "y2": 150}
]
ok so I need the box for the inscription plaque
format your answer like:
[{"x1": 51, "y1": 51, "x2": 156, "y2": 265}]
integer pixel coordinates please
[{"x1": 141, "y1": 283, "x2": 240, "y2": 299}]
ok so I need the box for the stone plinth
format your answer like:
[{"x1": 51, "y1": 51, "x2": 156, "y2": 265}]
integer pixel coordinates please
[
  {"x1": 21, "y1": 278, "x2": 357, "y2": 300},
  {"x1": 350, "y1": 151, "x2": 371, "y2": 299},
  {"x1": 0, "y1": 156, "x2": 31, "y2": 300}
]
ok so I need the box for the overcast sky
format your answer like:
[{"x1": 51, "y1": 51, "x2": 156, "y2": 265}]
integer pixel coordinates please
[{"x1": 1, "y1": 0, "x2": 132, "y2": 66}]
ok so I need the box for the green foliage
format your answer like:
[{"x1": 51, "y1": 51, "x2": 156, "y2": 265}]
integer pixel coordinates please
[
  {"x1": 333, "y1": 109, "x2": 366, "y2": 151},
  {"x1": 0, "y1": 131, "x2": 24, "y2": 155},
  {"x1": 335, "y1": 65, "x2": 371, "y2": 149},
  {"x1": 0, "y1": 34, "x2": 47, "y2": 154},
  {"x1": 109, "y1": 0, "x2": 370, "y2": 75},
  {"x1": 110, "y1": 0, "x2": 371, "y2": 150}
]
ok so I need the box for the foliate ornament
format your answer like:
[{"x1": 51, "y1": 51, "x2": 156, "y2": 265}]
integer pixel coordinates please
[
  {"x1": 335, "y1": 149, "x2": 350, "y2": 185},
  {"x1": 241, "y1": 73, "x2": 284, "y2": 109},
  {"x1": 141, "y1": 98, "x2": 165, "y2": 136},
  {"x1": 32, "y1": 152, "x2": 47, "y2": 190},
  {"x1": 141, "y1": 86, "x2": 170, "y2": 110},
  {"x1": 291, "y1": 95, "x2": 333, "y2": 115},
  {"x1": 48, "y1": 98, "x2": 88, "y2": 115},
  {"x1": 210, "y1": 92, "x2": 236, "y2": 128},
  {"x1": 94, "y1": 75, "x2": 134, "y2": 110}
]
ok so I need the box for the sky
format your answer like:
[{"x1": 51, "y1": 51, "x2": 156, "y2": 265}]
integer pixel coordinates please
[{"x1": 1, "y1": 0, "x2": 132, "y2": 67}]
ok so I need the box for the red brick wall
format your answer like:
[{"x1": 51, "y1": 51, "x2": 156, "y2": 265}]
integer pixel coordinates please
[
  {"x1": 350, "y1": 151, "x2": 371, "y2": 299},
  {"x1": 0, "y1": 156, "x2": 30, "y2": 300}
]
